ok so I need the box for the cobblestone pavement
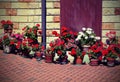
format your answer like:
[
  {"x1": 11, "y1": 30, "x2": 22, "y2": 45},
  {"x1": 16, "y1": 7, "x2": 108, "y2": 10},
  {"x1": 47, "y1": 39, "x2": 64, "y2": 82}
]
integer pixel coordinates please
[{"x1": 0, "y1": 50, "x2": 120, "y2": 82}]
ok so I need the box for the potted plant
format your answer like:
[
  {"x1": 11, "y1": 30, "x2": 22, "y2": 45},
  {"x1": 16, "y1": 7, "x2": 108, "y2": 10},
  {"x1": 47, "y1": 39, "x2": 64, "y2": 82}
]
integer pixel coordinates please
[
  {"x1": 89, "y1": 41, "x2": 104, "y2": 66},
  {"x1": 45, "y1": 48, "x2": 54, "y2": 63},
  {"x1": 21, "y1": 24, "x2": 41, "y2": 58},
  {"x1": 105, "y1": 30, "x2": 120, "y2": 66},
  {"x1": 2, "y1": 33, "x2": 17, "y2": 54},
  {"x1": 76, "y1": 27, "x2": 100, "y2": 51}
]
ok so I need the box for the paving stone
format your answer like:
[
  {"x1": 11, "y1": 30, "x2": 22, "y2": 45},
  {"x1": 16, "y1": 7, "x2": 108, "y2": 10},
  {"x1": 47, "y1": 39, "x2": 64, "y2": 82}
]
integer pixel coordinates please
[{"x1": 0, "y1": 53, "x2": 120, "y2": 82}]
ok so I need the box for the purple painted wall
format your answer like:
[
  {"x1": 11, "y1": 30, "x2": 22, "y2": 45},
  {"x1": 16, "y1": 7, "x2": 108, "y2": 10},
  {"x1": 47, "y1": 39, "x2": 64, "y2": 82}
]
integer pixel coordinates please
[{"x1": 60, "y1": 0, "x2": 102, "y2": 36}]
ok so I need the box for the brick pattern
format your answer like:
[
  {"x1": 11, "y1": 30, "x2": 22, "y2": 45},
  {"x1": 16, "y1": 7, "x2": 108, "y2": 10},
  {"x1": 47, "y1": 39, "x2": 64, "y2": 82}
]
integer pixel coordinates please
[
  {"x1": 102, "y1": 0, "x2": 120, "y2": 42},
  {"x1": 0, "y1": 51, "x2": 120, "y2": 82},
  {"x1": 6, "y1": 9, "x2": 17, "y2": 16}
]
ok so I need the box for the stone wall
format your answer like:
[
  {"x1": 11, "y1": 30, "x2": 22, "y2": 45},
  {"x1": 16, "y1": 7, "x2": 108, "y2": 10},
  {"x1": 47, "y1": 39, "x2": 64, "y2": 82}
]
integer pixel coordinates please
[{"x1": 0, "y1": 0, "x2": 120, "y2": 46}]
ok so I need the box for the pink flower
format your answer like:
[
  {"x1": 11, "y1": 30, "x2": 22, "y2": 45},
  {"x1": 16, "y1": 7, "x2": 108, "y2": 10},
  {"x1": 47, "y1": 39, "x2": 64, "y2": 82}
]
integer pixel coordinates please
[{"x1": 36, "y1": 24, "x2": 40, "y2": 27}]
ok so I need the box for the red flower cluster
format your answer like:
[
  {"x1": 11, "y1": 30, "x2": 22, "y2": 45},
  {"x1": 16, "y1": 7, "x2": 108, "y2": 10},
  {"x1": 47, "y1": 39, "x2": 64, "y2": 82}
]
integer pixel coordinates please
[
  {"x1": 52, "y1": 31, "x2": 60, "y2": 37},
  {"x1": 69, "y1": 48, "x2": 76, "y2": 56},
  {"x1": 1, "y1": 20, "x2": 13, "y2": 25}
]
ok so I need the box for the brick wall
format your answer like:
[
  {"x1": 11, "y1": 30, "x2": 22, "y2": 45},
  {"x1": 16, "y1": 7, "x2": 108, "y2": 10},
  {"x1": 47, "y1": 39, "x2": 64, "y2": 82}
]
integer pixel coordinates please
[
  {"x1": 102, "y1": 0, "x2": 120, "y2": 42},
  {"x1": 0, "y1": 0, "x2": 120, "y2": 46}
]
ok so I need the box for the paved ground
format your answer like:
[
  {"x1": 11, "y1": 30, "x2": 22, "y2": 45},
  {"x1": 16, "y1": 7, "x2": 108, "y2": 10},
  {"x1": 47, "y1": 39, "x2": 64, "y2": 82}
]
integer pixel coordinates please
[{"x1": 0, "y1": 50, "x2": 120, "y2": 82}]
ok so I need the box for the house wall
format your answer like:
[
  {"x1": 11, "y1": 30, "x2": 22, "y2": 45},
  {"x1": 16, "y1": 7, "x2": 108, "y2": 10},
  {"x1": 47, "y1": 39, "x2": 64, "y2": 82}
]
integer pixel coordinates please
[{"x1": 0, "y1": 0, "x2": 120, "y2": 47}]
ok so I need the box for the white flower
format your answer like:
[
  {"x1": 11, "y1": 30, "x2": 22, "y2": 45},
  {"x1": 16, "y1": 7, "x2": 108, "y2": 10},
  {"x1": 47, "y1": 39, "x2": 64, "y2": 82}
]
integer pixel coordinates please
[
  {"x1": 95, "y1": 36, "x2": 101, "y2": 40},
  {"x1": 86, "y1": 30, "x2": 92, "y2": 34},
  {"x1": 78, "y1": 32, "x2": 84, "y2": 36},
  {"x1": 87, "y1": 28, "x2": 93, "y2": 31},
  {"x1": 76, "y1": 35, "x2": 82, "y2": 41},
  {"x1": 82, "y1": 27, "x2": 86, "y2": 31},
  {"x1": 85, "y1": 36, "x2": 88, "y2": 39},
  {"x1": 90, "y1": 35, "x2": 94, "y2": 38}
]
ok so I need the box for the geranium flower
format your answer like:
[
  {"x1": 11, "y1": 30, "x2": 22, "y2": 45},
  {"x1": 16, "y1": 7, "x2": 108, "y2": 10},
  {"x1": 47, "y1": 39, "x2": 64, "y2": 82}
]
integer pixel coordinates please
[
  {"x1": 10, "y1": 40, "x2": 14, "y2": 45},
  {"x1": 70, "y1": 48, "x2": 76, "y2": 56},
  {"x1": 52, "y1": 31, "x2": 59, "y2": 37},
  {"x1": 57, "y1": 50, "x2": 62, "y2": 55},
  {"x1": 61, "y1": 26, "x2": 68, "y2": 32}
]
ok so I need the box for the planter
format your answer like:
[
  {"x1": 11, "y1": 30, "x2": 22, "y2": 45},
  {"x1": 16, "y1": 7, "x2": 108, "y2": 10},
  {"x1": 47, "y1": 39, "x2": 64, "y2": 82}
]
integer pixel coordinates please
[
  {"x1": 45, "y1": 55, "x2": 52, "y2": 63},
  {"x1": 107, "y1": 59, "x2": 115, "y2": 67},
  {"x1": 90, "y1": 59, "x2": 99, "y2": 66},
  {"x1": 76, "y1": 56, "x2": 82, "y2": 64}
]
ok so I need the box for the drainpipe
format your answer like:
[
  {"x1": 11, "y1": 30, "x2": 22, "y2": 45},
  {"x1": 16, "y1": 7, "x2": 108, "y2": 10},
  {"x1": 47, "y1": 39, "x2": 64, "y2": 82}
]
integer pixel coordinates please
[{"x1": 41, "y1": 0, "x2": 46, "y2": 49}]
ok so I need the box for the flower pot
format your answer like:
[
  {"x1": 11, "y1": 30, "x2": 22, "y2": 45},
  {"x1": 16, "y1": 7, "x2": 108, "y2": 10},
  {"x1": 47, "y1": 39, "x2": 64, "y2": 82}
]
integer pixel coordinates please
[
  {"x1": 76, "y1": 56, "x2": 82, "y2": 64},
  {"x1": 90, "y1": 59, "x2": 99, "y2": 66},
  {"x1": 107, "y1": 59, "x2": 115, "y2": 67},
  {"x1": 45, "y1": 55, "x2": 52, "y2": 63}
]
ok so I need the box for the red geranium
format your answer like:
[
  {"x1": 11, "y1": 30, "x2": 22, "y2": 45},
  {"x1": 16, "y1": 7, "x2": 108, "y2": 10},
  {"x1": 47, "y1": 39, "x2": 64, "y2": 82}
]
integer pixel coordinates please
[
  {"x1": 57, "y1": 50, "x2": 62, "y2": 55},
  {"x1": 70, "y1": 48, "x2": 76, "y2": 56},
  {"x1": 52, "y1": 31, "x2": 59, "y2": 37},
  {"x1": 1, "y1": 20, "x2": 13, "y2": 25},
  {"x1": 10, "y1": 40, "x2": 14, "y2": 45}
]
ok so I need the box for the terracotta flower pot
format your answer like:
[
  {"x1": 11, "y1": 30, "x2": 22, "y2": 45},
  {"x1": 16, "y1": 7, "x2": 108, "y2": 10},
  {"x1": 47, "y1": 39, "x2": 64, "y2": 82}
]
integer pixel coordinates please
[
  {"x1": 76, "y1": 56, "x2": 82, "y2": 64},
  {"x1": 45, "y1": 55, "x2": 52, "y2": 63}
]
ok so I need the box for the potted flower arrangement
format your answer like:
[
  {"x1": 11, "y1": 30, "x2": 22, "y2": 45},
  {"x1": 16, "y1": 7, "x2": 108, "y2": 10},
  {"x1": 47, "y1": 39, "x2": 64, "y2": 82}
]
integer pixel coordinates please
[
  {"x1": 51, "y1": 26, "x2": 78, "y2": 64},
  {"x1": 49, "y1": 38, "x2": 69, "y2": 64},
  {"x1": 89, "y1": 41, "x2": 105, "y2": 66},
  {"x1": 105, "y1": 30, "x2": 120, "y2": 66},
  {"x1": 45, "y1": 48, "x2": 54, "y2": 63},
  {"x1": 76, "y1": 27, "x2": 100, "y2": 51},
  {"x1": 1, "y1": 33, "x2": 18, "y2": 54},
  {"x1": 1, "y1": 20, "x2": 13, "y2": 35},
  {"x1": 20, "y1": 24, "x2": 41, "y2": 58}
]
